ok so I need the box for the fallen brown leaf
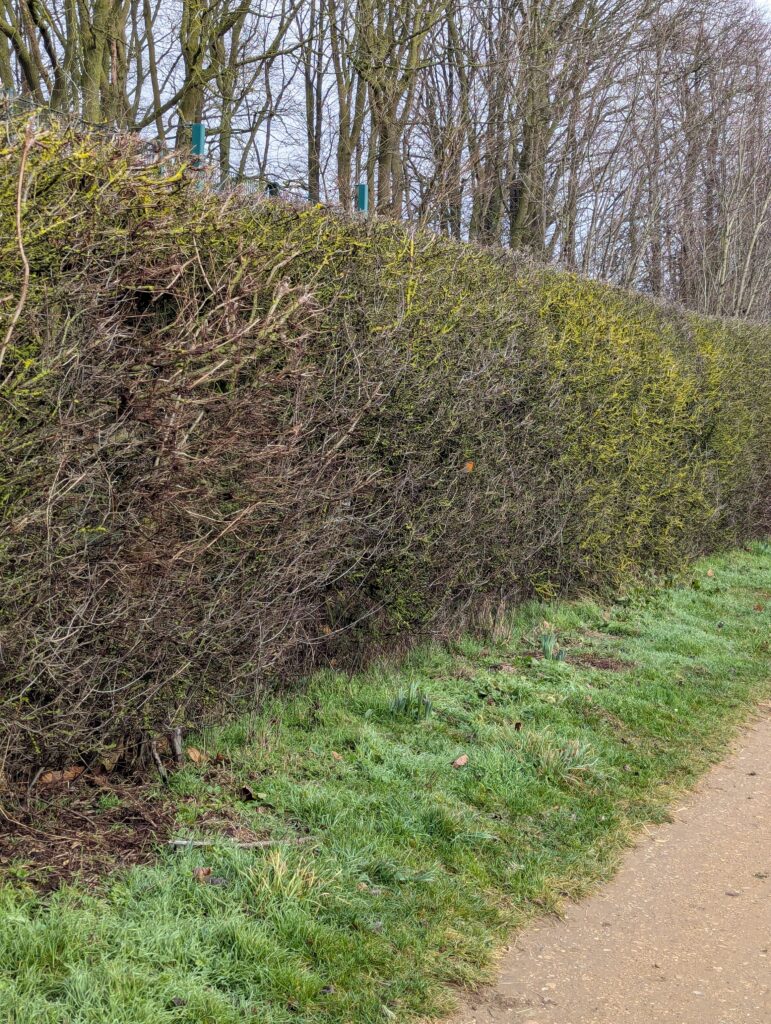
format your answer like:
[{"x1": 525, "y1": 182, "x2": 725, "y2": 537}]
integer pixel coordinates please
[
  {"x1": 193, "y1": 866, "x2": 212, "y2": 882},
  {"x1": 39, "y1": 766, "x2": 85, "y2": 786},
  {"x1": 186, "y1": 746, "x2": 207, "y2": 764},
  {"x1": 452, "y1": 754, "x2": 469, "y2": 768},
  {"x1": 331, "y1": 751, "x2": 343, "y2": 762}
]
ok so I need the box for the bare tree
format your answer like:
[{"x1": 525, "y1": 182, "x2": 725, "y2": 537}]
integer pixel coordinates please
[{"x1": 1, "y1": 0, "x2": 769, "y2": 316}]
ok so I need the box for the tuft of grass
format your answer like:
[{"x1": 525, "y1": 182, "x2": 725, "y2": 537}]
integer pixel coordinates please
[{"x1": 1, "y1": 545, "x2": 769, "y2": 1024}]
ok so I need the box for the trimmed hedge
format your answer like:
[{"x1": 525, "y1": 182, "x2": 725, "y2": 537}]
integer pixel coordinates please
[{"x1": 1, "y1": 122, "x2": 769, "y2": 776}]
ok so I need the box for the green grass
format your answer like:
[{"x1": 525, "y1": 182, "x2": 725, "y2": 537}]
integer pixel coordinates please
[{"x1": 2, "y1": 545, "x2": 770, "y2": 1024}]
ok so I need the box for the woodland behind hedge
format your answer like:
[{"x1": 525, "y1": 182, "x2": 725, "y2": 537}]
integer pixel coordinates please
[{"x1": 1, "y1": 121, "x2": 769, "y2": 778}]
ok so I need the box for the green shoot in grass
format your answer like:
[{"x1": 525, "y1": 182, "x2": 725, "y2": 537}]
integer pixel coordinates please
[
  {"x1": 540, "y1": 631, "x2": 566, "y2": 661},
  {"x1": 389, "y1": 682, "x2": 434, "y2": 720}
]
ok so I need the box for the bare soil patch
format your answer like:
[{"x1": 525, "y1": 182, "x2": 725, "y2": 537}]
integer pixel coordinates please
[{"x1": 0, "y1": 775, "x2": 173, "y2": 891}]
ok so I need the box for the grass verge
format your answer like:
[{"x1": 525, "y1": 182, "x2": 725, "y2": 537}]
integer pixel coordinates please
[{"x1": 1, "y1": 544, "x2": 770, "y2": 1024}]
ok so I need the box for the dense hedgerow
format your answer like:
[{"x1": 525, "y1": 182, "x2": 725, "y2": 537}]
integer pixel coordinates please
[{"x1": 1, "y1": 121, "x2": 769, "y2": 776}]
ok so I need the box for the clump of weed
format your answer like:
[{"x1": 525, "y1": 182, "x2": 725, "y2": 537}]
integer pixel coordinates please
[{"x1": 521, "y1": 731, "x2": 599, "y2": 785}]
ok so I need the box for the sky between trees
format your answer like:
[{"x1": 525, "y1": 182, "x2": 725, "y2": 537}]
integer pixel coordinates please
[{"x1": 2, "y1": 0, "x2": 770, "y2": 319}]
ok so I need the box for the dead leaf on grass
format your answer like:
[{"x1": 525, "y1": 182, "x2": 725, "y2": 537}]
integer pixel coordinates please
[
  {"x1": 186, "y1": 746, "x2": 207, "y2": 764},
  {"x1": 452, "y1": 754, "x2": 469, "y2": 768}
]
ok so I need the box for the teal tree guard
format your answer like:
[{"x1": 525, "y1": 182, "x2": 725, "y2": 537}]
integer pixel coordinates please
[
  {"x1": 191, "y1": 122, "x2": 205, "y2": 189},
  {"x1": 191, "y1": 122, "x2": 205, "y2": 166}
]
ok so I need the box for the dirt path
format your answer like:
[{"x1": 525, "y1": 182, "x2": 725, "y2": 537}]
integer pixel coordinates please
[{"x1": 451, "y1": 715, "x2": 771, "y2": 1024}]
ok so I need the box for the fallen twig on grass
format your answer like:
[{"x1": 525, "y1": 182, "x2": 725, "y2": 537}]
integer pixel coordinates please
[{"x1": 167, "y1": 836, "x2": 315, "y2": 850}]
